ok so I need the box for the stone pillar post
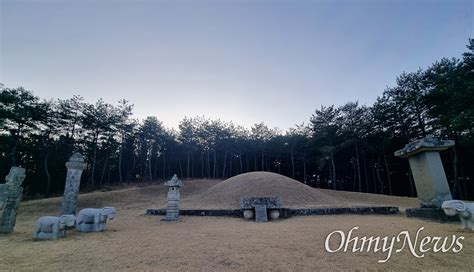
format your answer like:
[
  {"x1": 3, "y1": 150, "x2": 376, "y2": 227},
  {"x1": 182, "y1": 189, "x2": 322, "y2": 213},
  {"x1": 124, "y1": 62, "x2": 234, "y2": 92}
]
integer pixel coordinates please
[
  {"x1": 162, "y1": 174, "x2": 182, "y2": 221},
  {"x1": 395, "y1": 137, "x2": 456, "y2": 221},
  {"x1": 0, "y1": 167, "x2": 26, "y2": 234},
  {"x1": 60, "y1": 153, "x2": 87, "y2": 215}
]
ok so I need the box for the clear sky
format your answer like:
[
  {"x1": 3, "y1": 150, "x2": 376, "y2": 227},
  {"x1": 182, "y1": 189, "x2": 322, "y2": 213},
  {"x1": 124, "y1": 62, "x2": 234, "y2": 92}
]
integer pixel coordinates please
[{"x1": 1, "y1": 0, "x2": 472, "y2": 130}]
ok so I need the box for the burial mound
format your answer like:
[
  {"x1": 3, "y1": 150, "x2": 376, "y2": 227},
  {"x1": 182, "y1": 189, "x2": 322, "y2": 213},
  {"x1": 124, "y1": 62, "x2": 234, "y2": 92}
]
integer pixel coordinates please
[{"x1": 195, "y1": 172, "x2": 341, "y2": 208}]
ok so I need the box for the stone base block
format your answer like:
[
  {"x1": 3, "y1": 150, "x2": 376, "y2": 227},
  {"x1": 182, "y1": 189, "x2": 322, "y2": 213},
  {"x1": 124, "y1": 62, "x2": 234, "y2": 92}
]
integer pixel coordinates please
[
  {"x1": 406, "y1": 208, "x2": 459, "y2": 222},
  {"x1": 240, "y1": 197, "x2": 282, "y2": 209}
]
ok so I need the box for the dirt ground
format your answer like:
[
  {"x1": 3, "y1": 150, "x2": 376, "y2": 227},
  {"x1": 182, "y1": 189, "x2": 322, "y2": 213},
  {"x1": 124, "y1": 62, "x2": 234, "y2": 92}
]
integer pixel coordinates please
[{"x1": 1, "y1": 179, "x2": 473, "y2": 271}]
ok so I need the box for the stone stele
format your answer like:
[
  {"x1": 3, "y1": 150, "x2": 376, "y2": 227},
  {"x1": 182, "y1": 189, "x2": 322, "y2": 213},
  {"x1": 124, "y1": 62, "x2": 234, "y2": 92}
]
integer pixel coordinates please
[
  {"x1": 162, "y1": 174, "x2": 182, "y2": 221},
  {"x1": 0, "y1": 167, "x2": 26, "y2": 234},
  {"x1": 60, "y1": 153, "x2": 87, "y2": 215},
  {"x1": 395, "y1": 137, "x2": 454, "y2": 208}
]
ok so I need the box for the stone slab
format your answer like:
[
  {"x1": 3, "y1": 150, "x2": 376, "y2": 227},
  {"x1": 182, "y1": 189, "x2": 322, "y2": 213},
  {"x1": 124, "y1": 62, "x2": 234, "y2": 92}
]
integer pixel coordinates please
[
  {"x1": 254, "y1": 205, "x2": 268, "y2": 222},
  {"x1": 240, "y1": 197, "x2": 282, "y2": 209},
  {"x1": 394, "y1": 137, "x2": 455, "y2": 158}
]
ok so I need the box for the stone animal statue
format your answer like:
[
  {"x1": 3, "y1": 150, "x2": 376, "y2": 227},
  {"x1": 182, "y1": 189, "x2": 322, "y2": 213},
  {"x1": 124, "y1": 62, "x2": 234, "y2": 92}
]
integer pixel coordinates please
[
  {"x1": 442, "y1": 200, "x2": 474, "y2": 231},
  {"x1": 34, "y1": 214, "x2": 76, "y2": 240},
  {"x1": 76, "y1": 207, "x2": 116, "y2": 232}
]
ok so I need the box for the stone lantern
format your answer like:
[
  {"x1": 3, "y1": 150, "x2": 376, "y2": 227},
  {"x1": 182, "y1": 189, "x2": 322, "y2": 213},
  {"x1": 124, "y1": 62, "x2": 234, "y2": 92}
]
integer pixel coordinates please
[
  {"x1": 395, "y1": 136, "x2": 455, "y2": 220},
  {"x1": 162, "y1": 174, "x2": 182, "y2": 221}
]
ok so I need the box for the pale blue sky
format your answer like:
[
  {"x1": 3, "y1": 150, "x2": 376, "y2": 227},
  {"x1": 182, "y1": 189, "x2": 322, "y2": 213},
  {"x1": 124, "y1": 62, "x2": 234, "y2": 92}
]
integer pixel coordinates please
[{"x1": 1, "y1": 0, "x2": 472, "y2": 130}]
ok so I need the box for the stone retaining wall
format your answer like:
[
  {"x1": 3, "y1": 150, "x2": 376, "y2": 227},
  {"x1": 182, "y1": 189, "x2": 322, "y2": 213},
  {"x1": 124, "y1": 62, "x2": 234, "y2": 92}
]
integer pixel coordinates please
[{"x1": 145, "y1": 206, "x2": 400, "y2": 218}]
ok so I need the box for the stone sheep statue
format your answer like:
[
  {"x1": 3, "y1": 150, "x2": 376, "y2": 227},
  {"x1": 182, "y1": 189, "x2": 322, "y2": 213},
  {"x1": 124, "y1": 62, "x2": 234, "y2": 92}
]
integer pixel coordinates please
[
  {"x1": 442, "y1": 200, "x2": 474, "y2": 231},
  {"x1": 34, "y1": 214, "x2": 76, "y2": 240},
  {"x1": 76, "y1": 207, "x2": 116, "y2": 232}
]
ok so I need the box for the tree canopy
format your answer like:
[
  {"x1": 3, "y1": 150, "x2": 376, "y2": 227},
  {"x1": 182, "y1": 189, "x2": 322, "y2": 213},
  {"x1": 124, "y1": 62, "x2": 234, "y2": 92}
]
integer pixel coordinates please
[{"x1": 1, "y1": 39, "x2": 473, "y2": 200}]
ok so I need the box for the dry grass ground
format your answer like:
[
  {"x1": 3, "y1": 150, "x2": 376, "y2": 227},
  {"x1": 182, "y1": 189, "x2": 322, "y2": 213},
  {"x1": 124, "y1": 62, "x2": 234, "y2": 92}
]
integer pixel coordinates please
[{"x1": 1, "y1": 176, "x2": 473, "y2": 271}]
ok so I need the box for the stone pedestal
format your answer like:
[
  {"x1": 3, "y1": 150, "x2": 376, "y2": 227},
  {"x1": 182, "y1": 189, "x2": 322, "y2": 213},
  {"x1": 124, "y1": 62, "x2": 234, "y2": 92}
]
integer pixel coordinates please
[
  {"x1": 60, "y1": 153, "x2": 87, "y2": 215},
  {"x1": 395, "y1": 137, "x2": 455, "y2": 221},
  {"x1": 162, "y1": 174, "x2": 182, "y2": 221},
  {"x1": 0, "y1": 167, "x2": 26, "y2": 234}
]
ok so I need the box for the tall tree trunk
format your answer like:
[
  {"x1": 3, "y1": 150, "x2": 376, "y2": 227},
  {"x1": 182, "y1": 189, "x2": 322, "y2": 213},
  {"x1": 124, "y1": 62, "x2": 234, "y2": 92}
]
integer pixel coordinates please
[
  {"x1": 461, "y1": 166, "x2": 468, "y2": 199},
  {"x1": 43, "y1": 149, "x2": 51, "y2": 195},
  {"x1": 153, "y1": 156, "x2": 159, "y2": 180},
  {"x1": 213, "y1": 150, "x2": 217, "y2": 178},
  {"x1": 451, "y1": 147, "x2": 463, "y2": 199},
  {"x1": 277, "y1": 155, "x2": 281, "y2": 173},
  {"x1": 328, "y1": 159, "x2": 333, "y2": 189},
  {"x1": 201, "y1": 153, "x2": 204, "y2": 178},
  {"x1": 408, "y1": 167, "x2": 415, "y2": 197},
  {"x1": 254, "y1": 153, "x2": 257, "y2": 171},
  {"x1": 222, "y1": 150, "x2": 228, "y2": 178},
  {"x1": 118, "y1": 135, "x2": 124, "y2": 183},
  {"x1": 99, "y1": 155, "x2": 109, "y2": 187},
  {"x1": 207, "y1": 150, "x2": 211, "y2": 178},
  {"x1": 179, "y1": 160, "x2": 183, "y2": 178},
  {"x1": 363, "y1": 153, "x2": 369, "y2": 193},
  {"x1": 107, "y1": 167, "x2": 111, "y2": 185},
  {"x1": 10, "y1": 124, "x2": 21, "y2": 166},
  {"x1": 129, "y1": 152, "x2": 136, "y2": 185},
  {"x1": 303, "y1": 155, "x2": 307, "y2": 184},
  {"x1": 162, "y1": 153, "x2": 166, "y2": 179},
  {"x1": 355, "y1": 143, "x2": 362, "y2": 192},
  {"x1": 191, "y1": 152, "x2": 195, "y2": 178},
  {"x1": 382, "y1": 145, "x2": 392, "y2": 195},
  {"x1": 371, "y1": 156, "x2": 377, "y2": 194},
  {"x1": 239, "y1": 152, "x2": 243, "y2": 174},
  {"x1": 90, "y1": 132, "x2": 98, "y2": 186},
  {"x1": 352, "y1": 159, "x2": 357, "y2": 191},
  {"x1": 10, "y1": 144, "x2": 17, "y2": 166},
  {"x1": 229, "y1": 155, "x2": 233, "y2": 177},
  {"x1": 331, "y1": 151, "x2": 336, "y2": 190},
  {"x1": 186, "y1": 152, "x2": 190, "y2": 179},
  {"x1": 376, "y1": 150, "x2": 384, "y2": 194},
  {"x1": 148, "y1": 155, "x2": 153, "y2": 181},
  {"x1": 376, "y1": 166, "x2": 384, "y2": 194},
  {"x1": 291, "y1": 146, "x2": 295, "y2": 179},
  {"x1": 245, "y1": 155, "x2": 249, "y2": 172},
  {"x1": 261, "y1": 148, "x2": 264, "y2": 171},
  {"x1": 118, "y1": 149, "x2": 123, "y2": 183}
]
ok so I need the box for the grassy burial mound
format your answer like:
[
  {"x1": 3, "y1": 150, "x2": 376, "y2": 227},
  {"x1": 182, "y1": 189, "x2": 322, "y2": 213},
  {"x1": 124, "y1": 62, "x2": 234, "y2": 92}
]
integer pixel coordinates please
[{"x1": 193, "y1": 172, "x2": 341, "y2": 208}]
